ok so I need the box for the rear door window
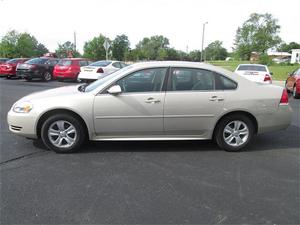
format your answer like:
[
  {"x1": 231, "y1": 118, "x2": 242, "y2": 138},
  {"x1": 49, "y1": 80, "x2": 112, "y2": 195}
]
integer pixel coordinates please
[
  {"x1": 112, "y1": 62, "x2": 122, "y2": 68},
  {"x1": 79, "y1": 61, "x2": 88, "y2": 66}
]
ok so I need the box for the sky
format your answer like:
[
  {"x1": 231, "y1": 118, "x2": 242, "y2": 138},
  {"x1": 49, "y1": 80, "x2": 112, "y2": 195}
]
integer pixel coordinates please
[{"x1": 0, "y1": 0, "x2": 299, "y2": 53}]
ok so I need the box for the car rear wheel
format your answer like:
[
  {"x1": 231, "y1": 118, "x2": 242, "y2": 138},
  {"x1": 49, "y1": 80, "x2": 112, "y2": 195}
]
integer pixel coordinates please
[
  {"x1": 43, "y1": 72, "x2": 52, "y2": 81},
  {"x1": 41, "y1": 114, "x2": 86, "y2": 153},
  {"x1": 6, "y1": 76, "x2": 11, "y2": 79},
  {"x1": 215, "y1": 114, "x2": 255, "y2": 152},
  {"x1": 293, "y1": 86, "x2": 300, "y2": 99}
]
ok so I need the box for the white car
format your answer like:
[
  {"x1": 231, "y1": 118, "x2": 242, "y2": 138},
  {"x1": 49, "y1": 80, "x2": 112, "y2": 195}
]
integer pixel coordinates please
[
  {"x1": 234, "y1": 64, "x2": 272, "y2": 84},
  {"x1": 78, "y1": 60, "x2": 127, "y2": 82}
]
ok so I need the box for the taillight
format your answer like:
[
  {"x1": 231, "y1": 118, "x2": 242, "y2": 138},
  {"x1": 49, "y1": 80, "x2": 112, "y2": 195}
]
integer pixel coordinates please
[
  {"x1": 96, "y1": 68, "x2": 104, "y2": 73},
  {"x1": 279, "y1": 89, "x2": 289, "y2": 105},
  {"x1": 264, "y1": 74, "x2": 272, "y2": 83}
]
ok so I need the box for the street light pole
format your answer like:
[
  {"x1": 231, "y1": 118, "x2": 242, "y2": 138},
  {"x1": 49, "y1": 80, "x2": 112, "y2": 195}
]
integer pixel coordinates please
[{"x1": 201, "y1": 22, "x2": 208, "y2": 62}]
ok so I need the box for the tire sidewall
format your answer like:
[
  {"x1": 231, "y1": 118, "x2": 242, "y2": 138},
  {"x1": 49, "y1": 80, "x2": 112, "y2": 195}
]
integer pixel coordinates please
[
  {"x1": 44, "y1": 72, "x2": 52, "y2": 81},
  {"x1": 41, "y1": 114, "x2": 85, "y2": 153},
  {"x1": 216, "y1": 114, "x2": 255, "y2": 152}
]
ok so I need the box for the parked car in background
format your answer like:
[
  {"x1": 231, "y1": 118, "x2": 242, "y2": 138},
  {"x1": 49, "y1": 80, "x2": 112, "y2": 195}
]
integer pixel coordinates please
[
  {"x1": 16, "y1": 57, "x2": 59, "y2": 81},
  {"x1": 7, "y1": 61, "x2": 291, "y2": 153},
  {"x1": 234, "y1": 64, "x2": 273, "y2": 84},
  {"x1": 78, "y1": 60, "x2": 127, "y2": 82},
  {"x1": 53, "y1": 58, "x2": 92, "y2": 82},
  {"x1": 285, "y1": 68, "x2": 300, "y2": 99},
  {"x1": 0, "y1": 58, "x2": 29, "y2": 79},
  {"x1": 0, "y1": 58, "x2": 10, "y2": 64}
]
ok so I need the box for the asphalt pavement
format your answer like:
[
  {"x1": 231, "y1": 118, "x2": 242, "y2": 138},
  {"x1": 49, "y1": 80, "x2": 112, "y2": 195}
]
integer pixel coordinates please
[{"x1": 0, "y1": 78, "x2": 299, "y2": 224}]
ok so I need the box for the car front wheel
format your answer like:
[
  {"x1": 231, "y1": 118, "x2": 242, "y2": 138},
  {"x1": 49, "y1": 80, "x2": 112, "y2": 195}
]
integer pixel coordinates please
[
  {"x1": 41, "y1": 114, "x2": 86, "y2": 153},
  {"x1": 215, "y1": 114, "x2": 255, "y2": 152}
]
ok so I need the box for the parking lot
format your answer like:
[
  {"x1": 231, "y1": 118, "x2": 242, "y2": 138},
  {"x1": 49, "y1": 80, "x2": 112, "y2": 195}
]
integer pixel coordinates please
[{"x1": 0, "y1": 78, "x2": 299, "y2": 224}]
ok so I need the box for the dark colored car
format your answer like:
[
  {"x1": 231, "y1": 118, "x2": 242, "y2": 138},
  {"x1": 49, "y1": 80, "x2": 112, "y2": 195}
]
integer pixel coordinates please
[
  {"x1": 285, "y1": 68, "x2": 300, "y2": 99},
  {"x1": 53, "y1": 58, "x2": 92, "y2": 81},
  {"x1": 0, "y1": 58, "x2": 29, "y2": 79},
  {"x1": 16, "y1": 57, "x2": 59, "y2": 81},
  {"x1": 0, "y1": 58, "x2": 10, "y2": 64}
]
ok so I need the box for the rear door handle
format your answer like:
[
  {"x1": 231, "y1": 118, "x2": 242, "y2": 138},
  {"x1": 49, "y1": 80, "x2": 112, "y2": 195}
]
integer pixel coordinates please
[
  {"x1": 209, "y1": 96, "x2": 224, "y2": 102},
  {"x1": 145, "y1": 97, "x2": 161, "y2": 104}
]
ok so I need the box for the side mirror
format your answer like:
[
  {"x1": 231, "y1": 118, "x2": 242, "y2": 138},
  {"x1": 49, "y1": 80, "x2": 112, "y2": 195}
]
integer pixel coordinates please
[
  {"x1": 107, "y1": 85, "x2": 122, "y2": 95},
  {"x1": 270, "y1": 72, "x2": 273, "y2": 75}
]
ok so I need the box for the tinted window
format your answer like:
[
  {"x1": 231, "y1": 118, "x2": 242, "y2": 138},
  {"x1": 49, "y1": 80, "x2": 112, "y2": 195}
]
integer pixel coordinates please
[
  {"x1": 215, "y1": 74, "x2": 237, "y2": 90},
  {"x1": 26, "y1": 58, "x2": 48, "y2": 64},
  {"x1": 120, "y1": 62, "x2": 128, "y2": 68},
  {"x1": 79, "y1": 61, "x2": 88, "y2": 66},
  {"x1": 170, "y1": 68, "x2": 215, "y2": 91},
  {"x1": 112, "y1": 62, "x2": 122, "y2": 68},
  {"x1": 90, "y1": 61, "x2": 111, "y2": 67},
  {"x1": 7, "y1": 58, "x2": 21, "y2": 64},
  {"x1": 116, "y1": 68, "x2": 167, "y2": 93},
  {"x1": 48, "y1": 60, "x2": 59, "y2": 66},
  {"x1": 58, "y1": 60, "x2": 72, "y2": 66},
  {"x1": 237, "y1": 65, "x2": 267, "y2": 72}
]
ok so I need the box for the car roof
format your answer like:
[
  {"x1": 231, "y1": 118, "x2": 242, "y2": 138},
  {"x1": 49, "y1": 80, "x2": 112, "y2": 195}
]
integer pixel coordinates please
[{"x1": 237, "y1": 64, "x2": 267, "y2": 67}]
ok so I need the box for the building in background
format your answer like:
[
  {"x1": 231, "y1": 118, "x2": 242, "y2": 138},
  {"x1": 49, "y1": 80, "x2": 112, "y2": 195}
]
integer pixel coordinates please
[{"x1": 291, "y1": 49, "x2": 300, "y2": 64}]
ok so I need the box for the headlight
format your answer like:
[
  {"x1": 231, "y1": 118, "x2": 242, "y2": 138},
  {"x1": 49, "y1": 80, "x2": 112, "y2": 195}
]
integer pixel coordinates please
[{"x1": 13, "y1": 101, "x2": 33, "y2": 113}]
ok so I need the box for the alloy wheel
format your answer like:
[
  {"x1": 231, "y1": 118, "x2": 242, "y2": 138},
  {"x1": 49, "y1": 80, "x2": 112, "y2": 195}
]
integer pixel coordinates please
[
  {"x1": 223, "y1": 120, "x2": 249, "y2": 147},
  {"x1": 48, "y1": 120, "x2": 77, "y2": 148}
]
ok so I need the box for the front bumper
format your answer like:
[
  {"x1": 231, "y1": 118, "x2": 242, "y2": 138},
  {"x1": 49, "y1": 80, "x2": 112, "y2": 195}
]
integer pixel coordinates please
[{"x1": 7, "y1": 110, "x2": 38, "y2": 139}]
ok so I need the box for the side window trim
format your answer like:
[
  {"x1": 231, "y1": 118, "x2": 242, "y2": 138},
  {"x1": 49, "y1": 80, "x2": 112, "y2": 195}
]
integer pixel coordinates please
[{"x1": 100, "y1": 67, "x2": 169, "y2": 94}]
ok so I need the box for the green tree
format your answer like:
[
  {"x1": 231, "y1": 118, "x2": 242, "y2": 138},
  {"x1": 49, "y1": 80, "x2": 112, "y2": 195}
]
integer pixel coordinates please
[
  {"x1": 188, "y1": 50, "x2": 201, "y2": 61},
  {"x1": 204, "y1": 40, "x2": 228, "y2": 60},
  {"x1": 0, "y1": 30, "x2": 20, "y2": 58},
  {"x1": 112, "y1": 34, "x2": 130, "y2": 61},
  {"x1": 83, "y1": 34, "x2": 110, "y2": 60},
  {"x1": 136, "y1": 35, "x2": 170, "y2": 60},
  {"x1": 0, "y1": 30, "x2": 48, "y2": 58},
  {"x1": 55, "y1": 41, "x2": 80, "y2": 58},
  {"x1": 234, "y1": 13, "x2": 282, "y2": 60},
  {"x1": 278, "y1": 42, "x2": 300, "y2": 53}
]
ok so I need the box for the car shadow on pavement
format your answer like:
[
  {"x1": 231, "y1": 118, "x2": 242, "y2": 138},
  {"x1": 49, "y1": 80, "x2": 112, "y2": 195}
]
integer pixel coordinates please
[{"x1": 32, "y1": 125, "x2": 299, "y2": 154}]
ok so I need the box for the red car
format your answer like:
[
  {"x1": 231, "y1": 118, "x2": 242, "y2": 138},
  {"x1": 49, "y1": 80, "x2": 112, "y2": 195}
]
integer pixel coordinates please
[
  {"x1": 53, "y1": 58, "x2": 92, "y2": 81},
  {"x1": 285, "y1": 68, "x2": 300, "y2": 99},
  {"x1": 0, "y1": 58, "x2": 29, "y2": 79}
]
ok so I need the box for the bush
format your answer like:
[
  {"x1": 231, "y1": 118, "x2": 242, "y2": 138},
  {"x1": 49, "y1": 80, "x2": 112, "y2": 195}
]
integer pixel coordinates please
[{"x1": 258, "y1": 54, "x2": 274, "y2": 66}]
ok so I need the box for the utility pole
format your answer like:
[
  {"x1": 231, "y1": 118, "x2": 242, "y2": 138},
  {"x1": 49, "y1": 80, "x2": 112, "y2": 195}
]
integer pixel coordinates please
[
  {"x1": 74, "y1": 31, "x2": 77, "y2": 53},
  {"x1": 200, "y1": 22, "x2": 208, "y2": 62}
]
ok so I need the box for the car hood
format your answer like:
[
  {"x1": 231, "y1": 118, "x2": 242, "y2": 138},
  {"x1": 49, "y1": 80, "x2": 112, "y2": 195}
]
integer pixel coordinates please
[{"x1": 20, "y1": 85, "x2": 82, "y2": 102}]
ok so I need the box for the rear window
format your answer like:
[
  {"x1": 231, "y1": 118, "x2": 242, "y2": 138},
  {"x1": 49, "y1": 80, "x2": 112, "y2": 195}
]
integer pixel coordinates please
[
  {"x1": 26, "y1": 58, "x2": 48, "y2": 65},
  {"x1": 58, "y1": 60, "x2": 72, "y2": 66},
  {"x1": 89, "y1": 61, "x2": 111, "y2": 67},
  {"x1": 237, "y1": 65, "x2": 267, "y2": 72},
  {"x1": 7, "y1": 59, "x2": 20, "y2": 64}
]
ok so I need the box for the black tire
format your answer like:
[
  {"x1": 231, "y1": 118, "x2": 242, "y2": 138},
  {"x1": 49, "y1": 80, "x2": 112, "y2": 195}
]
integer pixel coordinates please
[
  {"x1": 24, "y1": 77, "x2": 32, "y2": 81},
  {"x1": 6, "y1": 76, "x2": 11, "y2": 79},
  {"x1": 293, "y1": 86, "x2": 300, "y2": 99},
  {"x1": 43, "y1": 72, "x2": 52, "y2": 81},
  {"x1": 214, "y1": 114, "x2": 255, "y2": 152},
  {"x1": 41, "y1": 113, "x2": 86, "y2": 153}
]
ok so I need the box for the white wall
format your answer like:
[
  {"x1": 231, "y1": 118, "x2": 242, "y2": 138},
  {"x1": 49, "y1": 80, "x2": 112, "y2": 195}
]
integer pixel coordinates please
[{"x1": 291, "y1": 49, "x2": 300, "y2": 63}]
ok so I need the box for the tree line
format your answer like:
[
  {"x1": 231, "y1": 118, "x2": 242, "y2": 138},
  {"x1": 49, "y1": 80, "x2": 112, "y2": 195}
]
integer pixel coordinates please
[{"x1": 0, "y1": 13, "x2": 299, "y2": 61}]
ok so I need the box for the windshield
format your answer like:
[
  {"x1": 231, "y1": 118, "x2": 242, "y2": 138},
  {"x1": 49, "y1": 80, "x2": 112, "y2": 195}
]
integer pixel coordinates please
[
  {"x1": 26, "y1": 58, "x2": 48, "y2": 65},
  {"x1": 58, "y1": 60, "x2": 72, "y2": 66},
  {"x1": 84, "y1": 66, "x2": 133, "y2": 92},
  {"x1": 89, "y1": 61, "x2": 111, "y2": 67},
  {"x1": 237, "y1": 65, "x2": 267, "y2": 72}
]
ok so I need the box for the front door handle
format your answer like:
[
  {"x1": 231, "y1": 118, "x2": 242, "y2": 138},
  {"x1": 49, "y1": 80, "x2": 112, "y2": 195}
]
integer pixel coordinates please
[
  {"x1": 145, "y1": 97, "x2": 161, "y2": 104},
  {"x1": 209, "y1": 96, "x2": 224, "y2": 102}
]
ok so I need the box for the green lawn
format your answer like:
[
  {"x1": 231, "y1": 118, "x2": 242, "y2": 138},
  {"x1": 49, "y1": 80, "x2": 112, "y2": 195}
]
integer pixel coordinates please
[{"x1": 208, "y1": 61, "x2": 299, "y2": 81}]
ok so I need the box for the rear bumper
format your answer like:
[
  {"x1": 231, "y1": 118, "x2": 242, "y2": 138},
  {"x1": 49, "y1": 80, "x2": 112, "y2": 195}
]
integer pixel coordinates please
[
  {"x1": 53, "y1": 71, "x2": 78, "y2": 79},
  {"x1": 257, "y1": 105, "x2": 292, "y2": 134},
  {"x1": 0, "y1": 71, "x2": 15, "y2": 76}
]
